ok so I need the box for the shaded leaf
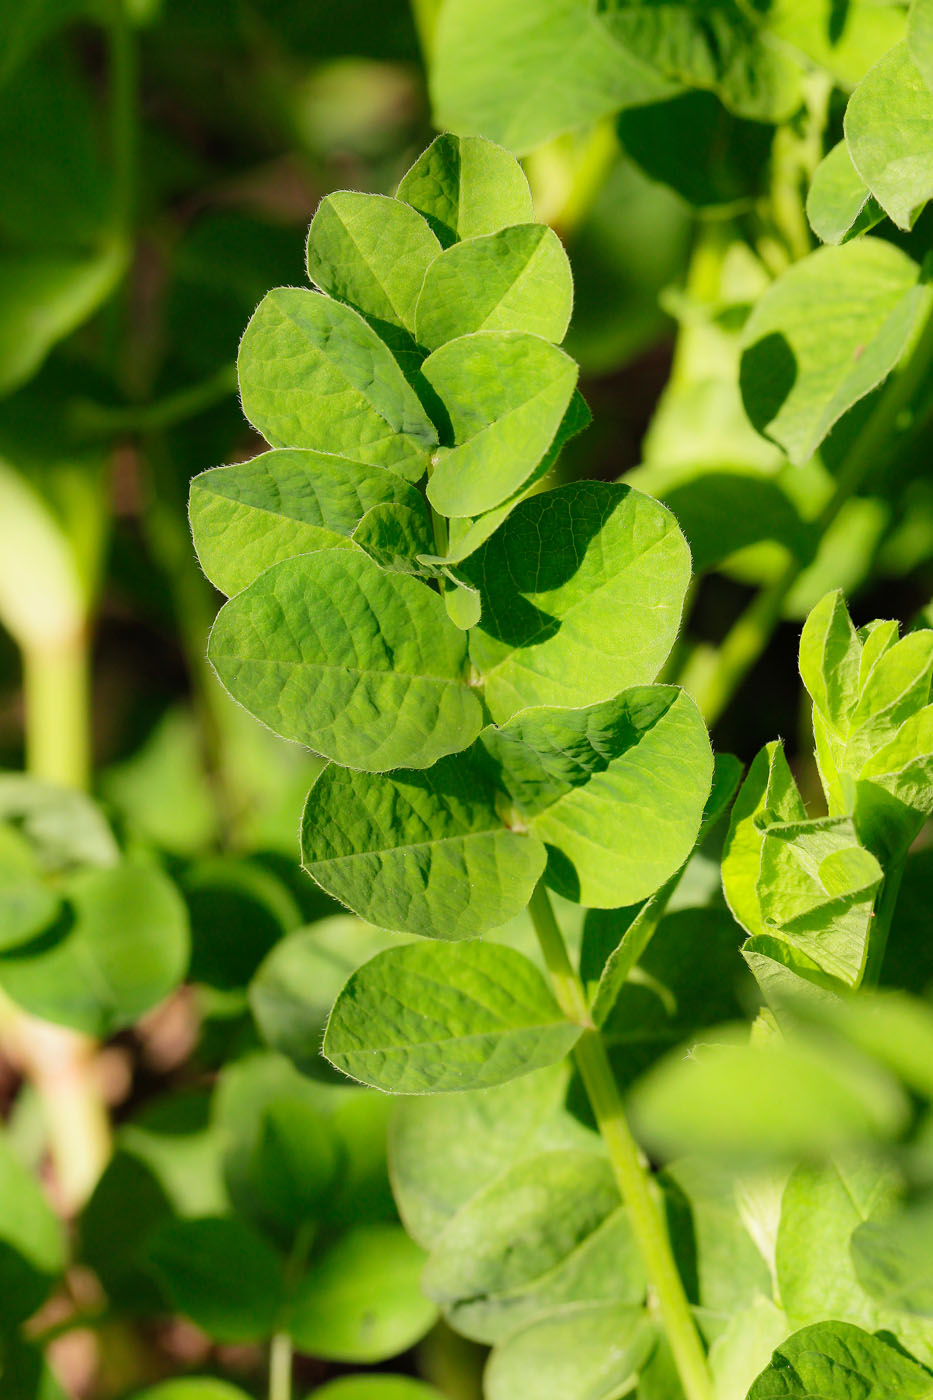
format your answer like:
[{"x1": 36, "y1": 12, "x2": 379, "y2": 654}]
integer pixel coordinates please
[
  {"x1": 845, "y1": 42, "x2": 933, "y2": 230},
  {"x1": 145, "y1": 1216, "x2": 284, "y2": 1343},
  {"x1": 485, "y1": 1303, "x2": 655, "y2": 1400},
  {"x1": 806, "y1": 140, "x2": 884, "y2": 245}
]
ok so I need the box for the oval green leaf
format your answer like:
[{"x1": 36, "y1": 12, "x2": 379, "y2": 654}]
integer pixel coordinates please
[
  {"x1": 845, "y1": 42, "x2": 933, "y2": 231},
  {"x1": 396, "y1": 133, "x2": 535, "y2": 247}
]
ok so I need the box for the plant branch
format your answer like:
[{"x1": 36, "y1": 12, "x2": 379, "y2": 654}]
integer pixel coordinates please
[
  {"x1": 688, "y1": 291, "x2": 933, "y2": 727},
  {"x1": 268, "y1": 1331, "x2": 293, "y2": 1400},
  {"x1": 69, "y1": 365, "x2": 238, "y2": 441},
  {"x1": 527, "y1": 883, "x2": 714, "y2": 1400}
]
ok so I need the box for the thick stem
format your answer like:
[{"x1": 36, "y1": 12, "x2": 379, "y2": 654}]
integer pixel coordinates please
[
  {"x1": 268, "y1": 1331, "x2": 292, "y2": 1400},
  {"x1": 689, "y1": 292, "x2": 933, "y2": 727},
  {"x1": 22, "y1": 631, "x2": 91, "y2": 791},
  {"x1": 527, "y1": 884, "x2": 714, "y2": 1400}
]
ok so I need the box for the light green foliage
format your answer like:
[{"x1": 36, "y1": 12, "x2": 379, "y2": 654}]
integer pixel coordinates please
[
  {"x1": 806, "y1": 141, "x2": 884, "y2": 245},
  {"x1": 722, "y1": 742, "x2": 805, "y2": 941},
  {"x1": 484, "y1": 1304, "x2": 655, "y2": 1400},
  {"x1": 596, "y1": 0, "x2": 803, "y2": 121},
  {"x1": 631, "y1": 1026, "x2": 908, "y2": 1160},
  {"x1": 207, "y1": 550, "x2": 483, "y2": 771},
  {"x1": 323, "y1": 941, "x2": 580, "y2": 1093},
  {"x1": 845, "y1": 43, "x2": 933, "y2": 230},
  {"x1": 464, "y1": 481, "x2": 691, "y2": 721},
  {"x1": 396, "y1": 134, "x2": 535, "y2": 246},
  {"x1": 421, "y1": 332, "x2": 578, "y2": 517},
  {"x1": 288, "y1": 1224, "x2": 436, "y2": 1362},
  {"x1": 145, "y1": 1216, "x2": 285, "y2": 1343},
  {"x1": 306, "y1": 192, "x2": 441, "y2": 338},
  {"x1": 237, "y1": 289, "x2": 437, "y2": 480},
  {"x1": 765, "y1": 0, "x2": 907, "y2": 86},
  {"x1": 430, "y1": 0, "x2": 673, "y2": 154},
  {"x1": 250, "y1": 1098, "x2": 340, "y2": 1231},
  {"x1": 421, "y1": 1150, "x2": 643, "y2": 1342},
  {"x1": 189, "y1": 450, "x2": 430, "y2": 597},
  {"x1": 414, "y1": 225, "x2": 573, "y2": 350},
  {"x1": 852, "y1": 1196, "x2": 933, "y2": 1316},
  {"x1": 909, "y1": 0, "x2": 933, "y2": 91},
  {"x1": 132, "y1": 1384, "x2": 252, "y2": 1400},
  {"x1": 746, "y1": 1320, "x2": 933, "y2": 1397},
  {"x1": 483, "y1": 687, "x2": 713, "y2": 907},
  {"x1": 740, "y1": 240, "x2": 926, "y2": 464},
  {"x1": 389, "y1": 1063, "x2": 596, "y2": 1246},
  {"x1": 300, "y1": 757, "x2": 546, "y2": 938},
  {"x1": 311, "y1": 1380, "x2": 446, "y2": 1400},
  {"x1": 0, "y1": 1133, "x2": 66, "y2": 1325},
  {"x1": 0, "y1": 859, "x2": 189, "y2": 1037},
  {"x1": 0, "y1": 823, "x2": 59, "y2": 949}
]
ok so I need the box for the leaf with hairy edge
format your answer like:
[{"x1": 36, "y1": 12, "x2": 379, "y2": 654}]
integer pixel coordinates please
[
  {"x1": 300, "y1": 755, "x2": 546, "y2": 939},
  {"x1": 747, "y1": 1321, "x2": 932, "y2": 1398},
  {"x1": 806, "y1": 141, "x2": 883, "y2": 246},
  {"x1": 396, "y1": 134, "x2": 535, "y2": 247},
  {"x1": 189, "y1": 449, "x2": 430, "y2": 596},
  {"x1": 415, "y1": 226, "x2": 573, "y2": 351},
  {"x1": 430, "y1": 0, "x2": 674, "y2": 156},
  {"x1": 323, "y1": 942, "x2": 580, "y2": 1094},
  {"x1": 596, "y1": 0, "x2": 802, "y2": 122},
  {"x1": 740, "y1": 240, "x2": 926, "y2": 464},
  {"x1": 486, "y1": 1304, "x2": 655, "y2": 1400},
  {"x1": 207, "y1": 550, "x2": 483, "y2": 772},
  {"x1": 845, "y1": 43, "x2": 933, "y2": 231},
  {"x1": 422, "y1": 333, "x2": 578, "y2": 517},
  {"x1": 483, "y1": 687, "x2": 712, "y2": 908},
  {"x1": 306, "y1": 192, "x2": 440, "y2": 337},
  {"x1": 237, "y1": 289, "x2": 437, "y2": 482},
  {"x1": 422, "y1": 1151, "x2": 643, "y2": 1342},
  {"x1": 464, "y1": 481, "x2": 691, "y2": 723}
]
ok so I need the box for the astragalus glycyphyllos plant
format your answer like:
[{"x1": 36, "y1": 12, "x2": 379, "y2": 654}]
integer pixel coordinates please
[{"x1": 190, "y1": 133, "x2": 726, "y2": 1400}]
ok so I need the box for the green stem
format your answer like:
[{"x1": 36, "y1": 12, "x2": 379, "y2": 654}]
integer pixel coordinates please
[
  {"x1": 268, "y1": 1331, "x2": 292, "y2": 1400},
  {"x1": 527, "y1": 884, "x2": 714, "y2": 1400},
  {"x1": 689, "y1": 291, "x2": 933, "y2": 727},
  {"x1": 22, "y1": 631, "x2": 91, "y2": 791},
  {"x1": 70, "y1": 365, "x2": 238, "y2": 440}
]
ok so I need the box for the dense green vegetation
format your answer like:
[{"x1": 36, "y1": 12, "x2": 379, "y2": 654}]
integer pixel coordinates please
[{"x1": 1, "y1": 3, "x2": 933, "y2": 1400}]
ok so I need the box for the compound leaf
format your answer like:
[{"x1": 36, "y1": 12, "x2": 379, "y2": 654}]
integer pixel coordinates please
[
  {"x1": 238, "y1": 289, "x2": 437, "y2": 482},
  {"x1": 845, "y1": 42, "x2": 933, "y2": 231},
  {"x1": 464, "y1": 481, "x2": 691, "y2": 723},
  {"x1": 207, "y1": 549, "x2": 483, "y2": 772},
  {"x1": 396, "y1": 134, "x2": 535, "y2": 246},
  {"x1": 189, "y1": 449, "x2": 429, "y2": 596},
  {"x1": 306, "y1": 192, "x2": 440, "y2": 336},
  {"x1": 324, "y1": 941, "x2": 580, "y2": 1094},
  {"x1": 484, "y1": 687, "x2": 712, "y2": 908},
  {"x1": 422, "y1": 332, "x2": 578, "y2": 517},
  {"x1": 415, "y1": 226, "x2": 573, "y2": 351},
  {"x1": 300, "y1": 755, "x2": 546, "y2": 939},
  {"x1": 740, "y1": 240, "x2": 926, "y2": 464}
]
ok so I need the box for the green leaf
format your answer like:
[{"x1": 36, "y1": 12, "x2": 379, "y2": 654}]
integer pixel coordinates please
[
  {"x1": 0, "y1": 775, "x2": 118, "y2": 873},
  {"x1": 414, "y1": 226, "x2": 573, "y2": 352},
  {"x1": 237, "y1": 289, "x2": 437, "y2": 481},
  {"x1": 131, "y1": 1384, "x2": 252, "y2": 1400},
  {"x1": 249, "y1": 917, "x2": 405, "y2": 1077},
  {"x1": 596, "y1": 0, "x2": 803, "y2": 122},
  {"x1": 763, "y1": 0, "x2": 907, "y2": 87},
  {"x1": 806, "y1": 140, "x2": 884, "y2": 246},
  {"x1": 845, "y1": 42, "x2": 933, "y2": 231},
  {"x1": 324, "y1": 940, "x2": 579, "y2": 1094},
  {"x1": 189, "y1": 449, "x2": 431, "y2": 597},
  {"x1": 0, "y1": 1132, "x2": 66, "y2": 1324},
  {"x1": 0, "y1": 860, "x2": 189, "y2": 1037},
  {"x1": 300, "y1": 755, "x2": 546, "y2": 939},
  {"x1": 288, "y1": 1224, "x2": 436, "y2": 1363},
  {"x1": 352, "y1": 502, "x2": 434, "y2": 574},
  {"x1": 396, "y1": 134, "x2": 535, "y2": 247},
  {"x1": 389, "y1": 1062, "x2": 595, "y2": 1247},
  {"x1": 444, "y1": 578, "x2": 481, "y2": 630},
  {"x1": 207, "y1": 549, "x2": 483, "y2": 771},
  {"x1": 485, "y1": 1303, "x2": 655, "y2": 1400},
  {"x1": 249, "y1": 1097, "x2": 341, "y2": 1232},
  {"x1": 145, "y1": 1216, "x2": 284, "y2": 1343},
  {"x1": 422, "y1": 1150, "x2": 643, "y2": 1342},
  {"x1": 740, "y1": 240, "x2": 926, "y2": 464},
  {"x1": 483, "y1": 686, "x2": 712, "y2": 907},
  {"x1": 631, "y1": 1025, "x2": 908, "y2": 1161},
  {"x1": 723, "y1": 742, "x2": 807, "y2": 941},
  {"x1": 799, "y1": 588, "x2": 862, "y2": 731},
  {"x1": 306, "y1": 192, "x2": 440, "y2": 338},
  {"x1": 852, "y1": 1196, "x2": 933, "y2": 1318},
  {"x1": 464, "y1": 481, "x2": 691, "y2": 722},
  {"x1": 0, "y1": 826, "x2": 58, "y2": 950},
  {"x1": 422, "y1": 332, "x2": 578, "y2": 517},
  {"x1": 746, "y1": 1321, "x2": 933, "y2": 1398},
  {"x1": 430, "y1": 0, "x2": 674, "y2": 155},
  {"x1": 311, "y1": 1381, "x2": 445, "y2": 1400},
  {"x1": 0, "y1": 0, "x2": 91, "y2": 90},
  {"x1": 909, "y1": 0, "x2": 933, "y2": 93}
]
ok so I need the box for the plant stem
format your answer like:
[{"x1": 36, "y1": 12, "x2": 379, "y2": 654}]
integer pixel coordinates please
[
  {"x1": 688, "y1": 290, "x2": 933, "y2": 727},
  {"x1": 268, "y1": 1331, "x2": 292, "y2": 1400},
  {"x1": 527, "y1": 884, "x2": 714, "y2": 1400},
  {"x1": 70, "y1": 365, "x2": 238, "y2": 440},
  {"x1": 22, "y1": 631, "x2": 91, "y2": 791}
]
